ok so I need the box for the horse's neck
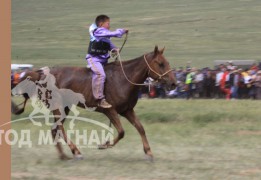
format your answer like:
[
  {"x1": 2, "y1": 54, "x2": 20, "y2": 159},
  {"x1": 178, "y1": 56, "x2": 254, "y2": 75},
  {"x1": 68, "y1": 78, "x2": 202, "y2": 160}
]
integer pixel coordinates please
[{"x1": 119, "y1": 55, "x2": 149, "y2": 85}]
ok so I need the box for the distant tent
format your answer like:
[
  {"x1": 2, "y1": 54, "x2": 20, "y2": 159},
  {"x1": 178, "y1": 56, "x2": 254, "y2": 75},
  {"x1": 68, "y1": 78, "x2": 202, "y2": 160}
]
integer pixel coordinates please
[{"x1": 214, "y1": 60, "x2": 257, "y2": 69}]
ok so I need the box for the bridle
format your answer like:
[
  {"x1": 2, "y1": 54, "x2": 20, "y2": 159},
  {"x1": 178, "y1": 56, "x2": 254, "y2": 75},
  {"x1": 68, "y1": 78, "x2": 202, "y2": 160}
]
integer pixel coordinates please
[
  {"x1": 110, "y1": 51, "x2": 173, "y2": 86},
  {"x1": 143, "y1": 54, "x2": 173, "y2": 81}
]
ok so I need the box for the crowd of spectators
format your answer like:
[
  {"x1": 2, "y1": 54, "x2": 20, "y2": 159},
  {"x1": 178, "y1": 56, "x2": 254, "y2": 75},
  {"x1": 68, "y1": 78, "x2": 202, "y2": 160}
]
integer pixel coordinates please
[
  {"x1": 141, "y1": 61, "x2": 261, "y2": 100},
  {"x1": 11, "y1": 62, "x2": 261, "y2": 100}
]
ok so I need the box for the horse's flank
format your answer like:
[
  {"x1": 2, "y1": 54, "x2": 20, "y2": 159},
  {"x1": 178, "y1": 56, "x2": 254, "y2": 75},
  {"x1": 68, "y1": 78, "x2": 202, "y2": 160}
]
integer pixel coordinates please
[{"x1": 50, "y1": 55, "x2": 149, "y2": 113}]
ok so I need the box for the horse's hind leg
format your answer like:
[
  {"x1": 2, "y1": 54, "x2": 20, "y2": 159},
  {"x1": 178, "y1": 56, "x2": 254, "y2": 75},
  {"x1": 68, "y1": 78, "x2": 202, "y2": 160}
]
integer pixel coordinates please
[
  {"x1": 51, "y1": 109, "x2": 70, "y2": 160},
  {"x1": 99, "y1": 109, "x2": 124, "y2": 149},
  {"x1": 63, "y1": 107, "x2": 83, "y2": 160},
  {"x1": 52, "y1": 108, "x2": 83, "y2": 160},
  {"x1": 68, "y1": 105, "x2": 80, "y2": 129},
  {"x1": 52, "y1": 107, "x2": 66, "y2": 130},
  {"x1": 121, "y1": 109, "x2": 153, "y2": 160}
]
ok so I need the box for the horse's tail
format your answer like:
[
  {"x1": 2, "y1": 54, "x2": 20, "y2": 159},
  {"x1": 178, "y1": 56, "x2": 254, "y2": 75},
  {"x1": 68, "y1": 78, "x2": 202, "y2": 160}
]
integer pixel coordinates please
[{"x1": 76, "y1": 93, "x2": 97, "y2": 111}]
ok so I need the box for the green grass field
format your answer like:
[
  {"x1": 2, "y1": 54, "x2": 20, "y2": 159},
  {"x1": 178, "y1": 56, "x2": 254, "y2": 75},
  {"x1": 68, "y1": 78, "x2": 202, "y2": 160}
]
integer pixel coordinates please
[
  {"x1": 12, "y1": 0, "x2": 261, "y2": 68},
  {"x1": 11, "y1": 99, "x2": 261, "y2": 179}
]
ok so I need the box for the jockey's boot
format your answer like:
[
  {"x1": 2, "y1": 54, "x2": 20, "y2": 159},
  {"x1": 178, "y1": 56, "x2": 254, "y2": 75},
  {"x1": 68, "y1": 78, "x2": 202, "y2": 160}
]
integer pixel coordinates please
[{"x1": 98, "y1": 99, "x2": 112, "y2": 108}]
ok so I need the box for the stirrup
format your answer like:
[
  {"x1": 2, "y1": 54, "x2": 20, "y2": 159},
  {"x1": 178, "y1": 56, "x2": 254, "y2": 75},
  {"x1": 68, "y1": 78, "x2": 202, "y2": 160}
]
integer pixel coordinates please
[{"x1": 98, "y1": 99, "x2": 112, "y2": 108}]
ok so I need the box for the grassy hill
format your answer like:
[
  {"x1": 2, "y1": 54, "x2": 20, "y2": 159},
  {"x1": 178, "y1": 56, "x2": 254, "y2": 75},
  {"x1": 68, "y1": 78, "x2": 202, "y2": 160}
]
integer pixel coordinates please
[{"x1": 12, "y1": 0, "x2": 261, "y2": 68}]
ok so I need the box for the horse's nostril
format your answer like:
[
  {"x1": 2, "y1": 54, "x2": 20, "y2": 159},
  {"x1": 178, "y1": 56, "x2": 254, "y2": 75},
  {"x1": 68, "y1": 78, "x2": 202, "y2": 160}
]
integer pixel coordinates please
[{"x1": 171, "y1": 83, "x2": 176, "y2": 89}]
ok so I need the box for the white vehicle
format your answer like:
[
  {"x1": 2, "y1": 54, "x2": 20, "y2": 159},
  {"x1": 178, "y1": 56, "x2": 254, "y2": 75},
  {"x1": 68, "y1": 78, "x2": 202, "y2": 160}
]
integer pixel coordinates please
[{"x1": 11, "y1": 64, "x2": 34, "y2": 71}]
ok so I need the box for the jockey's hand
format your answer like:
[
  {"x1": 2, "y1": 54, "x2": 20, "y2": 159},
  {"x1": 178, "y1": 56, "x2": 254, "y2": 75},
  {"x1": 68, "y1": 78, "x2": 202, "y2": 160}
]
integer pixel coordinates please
[
  {"x1": 111, "y1": 48, "x2": 120, "y2": 61},
  {"x1": 111, "y1": 48, "x2": 119, "y2": 53},
  {"x1": 124, "y1": 29, "x2": 129, "y2": 34}
]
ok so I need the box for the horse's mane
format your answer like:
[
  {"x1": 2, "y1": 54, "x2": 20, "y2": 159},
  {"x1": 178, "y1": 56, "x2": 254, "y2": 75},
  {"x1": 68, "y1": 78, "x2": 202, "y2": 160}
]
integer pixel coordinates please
[
  {"x1": 39, "y1": 52, "x2": 154, "y2": 76},
  {"x1": 105, "y1": 56, "x2": 143, "y2": 68}
]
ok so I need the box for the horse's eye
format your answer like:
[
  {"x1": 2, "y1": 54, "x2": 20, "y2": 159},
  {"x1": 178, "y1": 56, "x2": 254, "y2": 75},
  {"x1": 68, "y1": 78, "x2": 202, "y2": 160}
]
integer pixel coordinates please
[{"x1": 159, "y1": 63, "x2": 164, "y2": 68}]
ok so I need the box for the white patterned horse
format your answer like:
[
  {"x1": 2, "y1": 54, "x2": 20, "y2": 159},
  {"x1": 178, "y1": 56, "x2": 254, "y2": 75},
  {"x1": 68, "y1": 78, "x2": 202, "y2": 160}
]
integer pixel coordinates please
[{"x1": 12, "y1": 77, "x2": 91, "y2": 129}]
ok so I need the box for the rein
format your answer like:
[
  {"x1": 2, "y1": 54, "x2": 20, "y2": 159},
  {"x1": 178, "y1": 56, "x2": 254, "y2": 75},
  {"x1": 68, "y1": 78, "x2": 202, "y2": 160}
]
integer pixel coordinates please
[{"x1": 119, "y1": 33, "x2": 128, "y2": 53}]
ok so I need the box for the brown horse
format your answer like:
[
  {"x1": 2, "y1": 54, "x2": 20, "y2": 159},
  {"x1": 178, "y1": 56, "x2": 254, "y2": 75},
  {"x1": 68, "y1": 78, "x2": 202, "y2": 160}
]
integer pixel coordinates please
[{"x1": 12, "y1": 46, "x2": 176, "y2": 160}]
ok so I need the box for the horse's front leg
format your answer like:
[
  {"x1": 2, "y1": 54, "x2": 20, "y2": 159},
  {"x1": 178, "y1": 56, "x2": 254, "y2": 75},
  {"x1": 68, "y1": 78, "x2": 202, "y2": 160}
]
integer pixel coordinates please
[
  {"x1": 121, "y1": 109, "x2": 153, "y2": 161},
  {"x1": 99, "y1": 109, "x2": 124, "y2": 149}
]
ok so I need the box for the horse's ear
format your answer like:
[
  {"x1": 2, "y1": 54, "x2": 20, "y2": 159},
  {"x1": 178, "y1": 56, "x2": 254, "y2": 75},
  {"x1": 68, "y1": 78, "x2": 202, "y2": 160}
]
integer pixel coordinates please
[
  {"x1": 159, "y1": 46, "x2": 165, "y2": 54},
  {"x1": 154, "y1": 45, "x2": 159, "y2": 55}
]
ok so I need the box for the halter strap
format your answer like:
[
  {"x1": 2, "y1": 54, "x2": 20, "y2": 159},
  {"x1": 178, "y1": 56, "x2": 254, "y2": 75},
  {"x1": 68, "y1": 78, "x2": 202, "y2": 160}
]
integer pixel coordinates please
[{"x1": 143, "y1": 54, "x2": 173, "y2": 80}]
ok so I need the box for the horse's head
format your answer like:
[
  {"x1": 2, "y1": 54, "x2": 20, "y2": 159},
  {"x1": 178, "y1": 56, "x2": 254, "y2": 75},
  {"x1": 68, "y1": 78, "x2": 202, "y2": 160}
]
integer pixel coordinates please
[
  {"x1": 146, "y1": 46, "x2": 177, "y2": 90},
  {"x1": 12, "y1": 77, "x2": 35, "y2": 96}
]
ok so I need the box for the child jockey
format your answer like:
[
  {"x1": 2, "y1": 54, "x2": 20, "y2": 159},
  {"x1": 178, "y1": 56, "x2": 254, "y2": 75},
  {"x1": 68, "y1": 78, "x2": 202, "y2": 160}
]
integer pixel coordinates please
[{"x1": 86, "y1": 15, "x2": 128, "y2": 108}]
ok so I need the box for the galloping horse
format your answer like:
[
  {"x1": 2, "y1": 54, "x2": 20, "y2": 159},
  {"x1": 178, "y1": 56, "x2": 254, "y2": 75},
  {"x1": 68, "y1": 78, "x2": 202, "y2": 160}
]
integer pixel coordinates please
[{"x1": 12, "y1": 46, "x2": 176, "y2": 160}]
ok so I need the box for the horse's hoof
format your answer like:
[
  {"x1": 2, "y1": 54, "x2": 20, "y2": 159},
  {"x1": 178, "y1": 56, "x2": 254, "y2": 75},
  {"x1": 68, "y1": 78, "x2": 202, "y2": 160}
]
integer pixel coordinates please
[
  {"x1": 98, "y1": 144, "x2": 108, "y2": 150},
  {"x1": 98, "y1": 144, "x2": 112, "y2": 149},
  {"x1": 74, "y1": 154, "x2": 84, "y2": 160},
  {"x1": 59, "y1": 154, "x2": 72, "y2": 160},
  {"x1": 144, "y1": 154, "x2": 154, "y2": 162}
]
